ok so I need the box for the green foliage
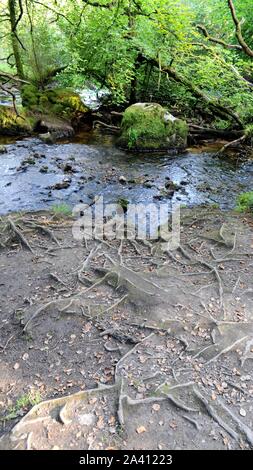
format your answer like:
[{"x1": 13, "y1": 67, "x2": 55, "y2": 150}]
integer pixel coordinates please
[
  {"x1": 51, "y1": 203, "x2": 72, "y2": 217},
  {"x1": 1, "y1": 392, "x2": 41, "y2": 422},
  {"x1": 245, "y1": 125, "x2": 253, "y2": 138},
  {"x1": 1, "y1": 0, "x2": 253, "y2": 127},
  {"x1": 236, "y1": 192, "x2": 253, "y2": 213}
]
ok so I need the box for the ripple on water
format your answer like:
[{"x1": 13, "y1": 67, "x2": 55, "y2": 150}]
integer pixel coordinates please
[{"x1": 0, "y1": 134, "x2": 252, "y2": 215}]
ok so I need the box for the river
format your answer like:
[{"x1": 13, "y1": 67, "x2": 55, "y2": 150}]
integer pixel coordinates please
[{"x1": 0, "y1": 129, "x2": 252, "y2": 215}]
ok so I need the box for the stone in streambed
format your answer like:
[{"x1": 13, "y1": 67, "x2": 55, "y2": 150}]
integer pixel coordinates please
[{"x1": 117, "y1": 103, "x2": 188, "y2": 152}]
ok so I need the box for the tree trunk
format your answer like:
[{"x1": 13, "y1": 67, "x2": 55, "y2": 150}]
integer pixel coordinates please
[{"x1": 8, "y1": 0, "x2": 25, "y2": 80}]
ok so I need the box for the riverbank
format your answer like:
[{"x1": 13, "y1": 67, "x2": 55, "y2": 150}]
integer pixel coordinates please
[{"x1": 0, "y1": 206, "x2": 252, "y2": 450}]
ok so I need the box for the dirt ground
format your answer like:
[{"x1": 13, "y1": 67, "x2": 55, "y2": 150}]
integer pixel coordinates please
[{"x1": 0, "y1": 207, "x2": 252, "y2": 450}]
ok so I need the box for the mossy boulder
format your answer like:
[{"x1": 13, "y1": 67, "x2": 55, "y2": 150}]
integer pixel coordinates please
[
  {"x1": 117, "y1": 103, "x2": 188, "y2": 152},
  {"x1": 0, "y1": 105, "x2": 32, "y2": 136},
  {"x1": 21, "y1": 85, "x2": 90, "y2": 124}
]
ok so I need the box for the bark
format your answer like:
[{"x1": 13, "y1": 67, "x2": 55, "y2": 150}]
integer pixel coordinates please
[
  {"x1": 228, "y1": 0, "x2": 253, "y2": 58},
  {"x1": 198, "y1": 1, "x2": 253, "y2": 59},
  {"x1": 8, "y1": 0, "x2": 25, "y2": 80}
]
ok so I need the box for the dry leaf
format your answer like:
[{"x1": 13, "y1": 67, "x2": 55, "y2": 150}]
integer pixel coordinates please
[
  {"x1": 97, "y1": 415, "x2": 104, "y2": 429},
  {"x1": 83, "y1": 323, "x2": 92, "y2": 333},
  {"x1": 152, "y1": 403, "x2": 161, "y2": 412},
  {"x1": 136, "y1": 425, "x2": 147, "y2": 434}
]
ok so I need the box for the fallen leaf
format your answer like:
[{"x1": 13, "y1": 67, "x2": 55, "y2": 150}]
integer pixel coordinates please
[
  {"x1": 152, "y1": 403, "x2": 161, "y2": 412},
  {"x1": 136, "y1": 426, "x2": 147, "y2": 434}
]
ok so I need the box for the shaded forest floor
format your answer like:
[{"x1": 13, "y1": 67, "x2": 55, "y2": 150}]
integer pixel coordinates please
[{"x1": 0, "y1": 207, "x2": 253, "y2": 450}]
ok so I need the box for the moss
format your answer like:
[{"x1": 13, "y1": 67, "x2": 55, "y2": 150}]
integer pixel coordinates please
[
  {"x1": 0, "y1": 105, "x2": 32, "y2": 136},
  {"x1": 236, "y1": 191, "x2": 253, "y2": 213},
  {"x1": 21, "y1": 85, "x2": 90, "y2": 121},
  {"x1": 117, "y1": 103, "x2": 188, "y2": 152},
  {"x1": 245, "y1": 124, "x2": 253, "y2": 139}
]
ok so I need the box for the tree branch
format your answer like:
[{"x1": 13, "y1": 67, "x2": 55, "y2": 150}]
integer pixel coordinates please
[
  {"x1": 228, "y1": 0, "x2": 253, "y2": 57},
  {"x1": 141, "y1": 54, "x2": 242, "y2": 127},
  {"x1": 0, "y1": 71, "x2": 30, "y2": 84},
  {"x1": 197, "y1": 1, "x2": 253, "y2": 58},
  {"x1": 32, "y1": 1, "x2": 75, "y2": 25},
  {"x1": 197, "y1": 25, "x2": 242, "y2": 51}
]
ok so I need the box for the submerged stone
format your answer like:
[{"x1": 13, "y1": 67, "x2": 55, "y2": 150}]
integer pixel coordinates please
[{"x1": 117, "y1": 102, "x2": 188, "y2": 152}]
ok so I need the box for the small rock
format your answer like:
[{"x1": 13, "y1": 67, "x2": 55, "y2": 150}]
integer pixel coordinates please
[
  {"x1": 119, "y1": 175, "x2": 127, "y2": 184},
  {"x1": 63, "y1": 163, "x2": 74, "y2": 173},
  {"x1": 79, "y1": 413, "x2": 95, "y2": 426},
  {"x1": 39, "y1": 165, "x2": 48, "y2": 173},
  {"x1": 39, "y1": 132, "x2": 55, "y2": 144},
  {"x1": 51, "y1": 178, "x2": 71, "y2": 190},
  {"x1": 13, "y1": 363, "x2": 20, "y2": 370},
  {"x1": 240, "y1": 408, "x2": 247, "y2": 417},
  {"x1": 0, "y1": 145, "x2": 7, "y2": 154}
]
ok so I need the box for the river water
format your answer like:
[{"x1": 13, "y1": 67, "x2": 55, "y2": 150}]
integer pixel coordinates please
[
  {"x1": 0, "y1": 130, "x2": 252, "y2": 215},
  {"x1": 0, "y1": 87, "x2": 252, "y2": 215}
]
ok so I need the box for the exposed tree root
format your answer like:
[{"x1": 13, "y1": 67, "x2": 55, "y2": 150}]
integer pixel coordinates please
[
  {"x1": 23, "y1": 219, "x2": 61, "y2": 246},
  {"x1": 7, "y1": 218, "x2": 34, "y2": 253},
  {"x1": 193, "y1": 388, "x2": 240, "y2": 442},
  {"x1": 217, "y1": 398, "x2": 253, "y2": 447},
  {"x1": 182, "y1": 414, "x2": 201, "y2": 431},
  {"x1": 165, "y1": 394, "x2": 198, "y2": 413},
  {"x1": 115, "y1": 333, "x2": 154, "y2": 379}
]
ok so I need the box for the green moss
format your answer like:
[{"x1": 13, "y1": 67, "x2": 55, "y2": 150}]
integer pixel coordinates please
[
  {"x1": 117, "y1": 103, "x2": 188, "y2": 151},
  {"x1": 236, "y1": 191, "x2": 253, "y2": 213},
  {"x1": 21, "y1": 85, "x2": 89, "y2": 120},
  {"x1": 0, "y1": 105, "x2": 32, "y2": 136}
]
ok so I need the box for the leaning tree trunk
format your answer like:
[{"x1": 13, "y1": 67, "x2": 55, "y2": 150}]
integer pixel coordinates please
[{"x1": 8, "y1": 0, "x2": 25, "y2": 80}]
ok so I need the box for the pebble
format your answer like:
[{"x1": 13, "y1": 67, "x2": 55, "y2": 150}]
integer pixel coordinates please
[{"x1": 240, "y1": 408, "x2": 247, "y2": 417}]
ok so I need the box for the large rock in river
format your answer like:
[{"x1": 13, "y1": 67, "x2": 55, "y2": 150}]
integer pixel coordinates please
[{"x1": 117, "y1": 103, "x2": 188, "y2": 152}]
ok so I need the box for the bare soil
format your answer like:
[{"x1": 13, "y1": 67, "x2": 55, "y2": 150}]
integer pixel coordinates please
[{"x1": 0, "y1": 207, "x2": 252, "y2": 450}]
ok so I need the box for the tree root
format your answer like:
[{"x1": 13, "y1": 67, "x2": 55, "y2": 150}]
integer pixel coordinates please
[
  {"x1": 205, "y1": 335, "x2": 248, "y2": 364},
  {"x1": 217, "y1": 398, "x2": 253, "y2": 447},
  {"x1": 7, "y1": 218, "x2": 34, "y2": 253},
  {"x1": 23, "y1": 298, "x2": 80, "y2": 332},
  {"x1": 182, "y1": 414, "x2": 201, "y2": 430},
  {"x1": 115, "y1": 333, "x2": 154, "y2": 380},
  {"x1": 166, "y1": 394, "x2": 198, "y2": 413},
  {"x1": 95, "y1": 294, "x2": 128, "y2": 319},
  {"x1": 23, "y1": 220, "x2": 60, "y2": 246},
  {"x1": 193, "y1": 388, "x2": 240, "y2": 442}
]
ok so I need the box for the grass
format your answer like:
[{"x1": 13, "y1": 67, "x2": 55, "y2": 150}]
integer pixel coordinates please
[
  {"x1": 236, "y1": 191, "x2": 253, "y2": 213},
  {"x1": 1, "y1": 392, "x2": 41, "y2": 422},
  {"x1": 51, "y1": 203, "x2": 72, "y2": 217}
]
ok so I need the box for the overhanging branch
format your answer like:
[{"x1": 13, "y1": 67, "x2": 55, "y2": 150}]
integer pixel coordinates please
[{"x1": 228, "y1": 0, "x2": 253, "y2": 58}]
